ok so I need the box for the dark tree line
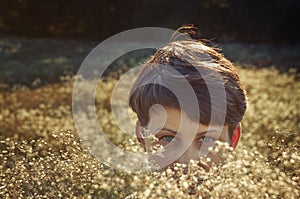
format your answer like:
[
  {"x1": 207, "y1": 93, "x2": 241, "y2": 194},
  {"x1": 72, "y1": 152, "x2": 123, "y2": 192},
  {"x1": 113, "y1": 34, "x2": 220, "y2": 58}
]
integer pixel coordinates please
[{"x1": 0, "y1": 0, "x2": 299, "y2": 43}]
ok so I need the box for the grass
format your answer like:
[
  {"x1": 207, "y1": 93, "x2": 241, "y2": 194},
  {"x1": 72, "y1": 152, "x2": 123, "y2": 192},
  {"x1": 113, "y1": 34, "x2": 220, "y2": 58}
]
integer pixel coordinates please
[{"x1": 0, "y1": 64, "x2": 299, "y2": 198}]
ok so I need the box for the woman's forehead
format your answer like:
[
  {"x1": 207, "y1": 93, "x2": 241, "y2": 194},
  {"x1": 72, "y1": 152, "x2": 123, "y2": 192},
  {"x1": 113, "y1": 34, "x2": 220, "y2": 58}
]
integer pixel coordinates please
[{"x1": 148, "y1": 107, "x2": 227, "y2": 133}]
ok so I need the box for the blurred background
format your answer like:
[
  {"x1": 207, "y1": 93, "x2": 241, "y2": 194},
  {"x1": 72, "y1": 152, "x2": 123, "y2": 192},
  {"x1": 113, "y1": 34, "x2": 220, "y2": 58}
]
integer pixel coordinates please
[
  {"x1": 0, "y1": 0, "x2": 299, "y2": 85},
  {"x1": 1, "y1": 0, "x2": 299, "y2": 42}
]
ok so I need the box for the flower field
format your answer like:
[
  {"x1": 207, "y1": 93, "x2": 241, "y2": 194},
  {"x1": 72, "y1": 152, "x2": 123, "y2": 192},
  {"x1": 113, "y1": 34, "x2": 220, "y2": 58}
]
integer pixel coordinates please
[{"x1": 0, "y1": 47, "x2": 299, "y2": 198}]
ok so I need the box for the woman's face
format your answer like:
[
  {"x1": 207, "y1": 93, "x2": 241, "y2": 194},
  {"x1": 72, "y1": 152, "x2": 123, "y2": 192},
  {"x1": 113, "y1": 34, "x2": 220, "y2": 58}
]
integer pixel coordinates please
[{"x1": 139, "y1": 106, "x2": 233, "y2": 170}]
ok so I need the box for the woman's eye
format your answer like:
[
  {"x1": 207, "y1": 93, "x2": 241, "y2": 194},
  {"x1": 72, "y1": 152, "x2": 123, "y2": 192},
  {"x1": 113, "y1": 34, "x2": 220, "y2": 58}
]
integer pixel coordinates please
[
  {"x1": 199, "y1": 136, "x2": 216, "y2": 143},
  {"x1": 160, "y1": 135, "x2": 175, "y2": 142}
]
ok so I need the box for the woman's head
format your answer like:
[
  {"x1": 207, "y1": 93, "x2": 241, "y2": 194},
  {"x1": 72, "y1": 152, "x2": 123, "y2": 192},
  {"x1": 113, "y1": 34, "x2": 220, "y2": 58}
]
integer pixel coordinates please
[{"x1": 129, "y1": 25, "x2": 247, "y2": 169}]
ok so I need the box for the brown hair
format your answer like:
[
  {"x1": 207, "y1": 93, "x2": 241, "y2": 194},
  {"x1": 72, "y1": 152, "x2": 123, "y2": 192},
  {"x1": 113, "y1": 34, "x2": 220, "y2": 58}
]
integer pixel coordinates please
[{"x1": 129, "y1": 25, "x2": 247, "y2": 137}]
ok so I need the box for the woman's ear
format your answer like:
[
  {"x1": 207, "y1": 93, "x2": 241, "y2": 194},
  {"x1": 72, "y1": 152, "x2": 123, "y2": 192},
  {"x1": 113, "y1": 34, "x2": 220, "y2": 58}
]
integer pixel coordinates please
[
  {"x1": 231, "y1": 123, "x2": 241, "y2": 148},
  {"x1": 135, "y1": 120, "x2": 145, "y2": 148}
]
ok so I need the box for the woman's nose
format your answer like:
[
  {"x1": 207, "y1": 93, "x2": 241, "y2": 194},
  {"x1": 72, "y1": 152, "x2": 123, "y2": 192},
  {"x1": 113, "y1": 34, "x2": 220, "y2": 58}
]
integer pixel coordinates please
[
  {"x1": 175, "y1": 145, "x2": 199, "y2": 164},
  {"x1": 173, "y1": 145, "x2": 211, "y2": 171}
]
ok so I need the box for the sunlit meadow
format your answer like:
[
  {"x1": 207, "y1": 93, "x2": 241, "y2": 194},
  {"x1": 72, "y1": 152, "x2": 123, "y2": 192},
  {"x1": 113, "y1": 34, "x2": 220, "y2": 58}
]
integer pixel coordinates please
[{"x1": 0, "y1": 62, "x2": 299, "y2": 198}]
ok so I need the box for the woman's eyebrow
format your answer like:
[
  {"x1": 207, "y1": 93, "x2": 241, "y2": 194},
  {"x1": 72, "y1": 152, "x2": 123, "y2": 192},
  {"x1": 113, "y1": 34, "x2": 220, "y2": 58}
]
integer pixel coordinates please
[
  {"x1": 161, "y1": 128, "x2": 177, "y2": 135},
  {"x1": 196, "y1": 130, "x2": 219, "y2": 137},
  {"x1": 161, "y1": 128, "x2": 219, "y2": 136}
]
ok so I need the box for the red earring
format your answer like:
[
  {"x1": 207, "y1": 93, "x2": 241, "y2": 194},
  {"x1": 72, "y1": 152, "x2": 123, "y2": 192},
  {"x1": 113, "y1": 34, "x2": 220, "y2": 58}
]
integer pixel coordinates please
[{"x1": 231, "y1": 127, "x2": 241, "y2": 148}]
